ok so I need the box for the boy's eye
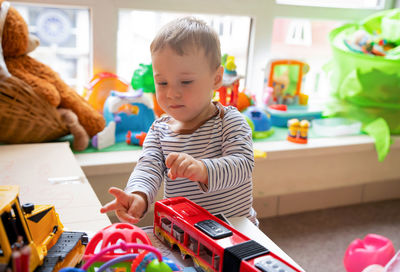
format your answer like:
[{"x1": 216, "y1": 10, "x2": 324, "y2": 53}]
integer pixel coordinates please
[
  {"x1": 181, "y1": 80, "x2": 193, "y2": 85},
  {"x1": 157, "y1": 82, "x2": 168, "y2": 86}
]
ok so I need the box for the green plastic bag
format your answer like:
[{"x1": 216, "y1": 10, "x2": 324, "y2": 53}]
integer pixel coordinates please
[{"x1": 326, "y1": 9, "x2": 400, "y2": 161}]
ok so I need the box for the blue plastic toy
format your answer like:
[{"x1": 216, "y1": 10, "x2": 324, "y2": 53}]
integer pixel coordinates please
[
  {"x1": 266, "y1": 105, "x2": 323, "y2": 127},
  {"x1": 92, "y1": 90, "x2": 155, "y2": 149},
  {"x1": 243, "y1": 106, "x2": 274, "y2": 139}
]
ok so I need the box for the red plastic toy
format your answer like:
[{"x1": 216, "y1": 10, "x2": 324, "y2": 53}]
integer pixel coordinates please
[{"x1": 154, "y1": 197, "x2": 301, "y2": 272}]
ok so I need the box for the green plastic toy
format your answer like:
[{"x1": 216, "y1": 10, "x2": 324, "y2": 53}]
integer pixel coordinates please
[
  {"x1": 145, "y1": 259, "x2": 173, "y2": 272},
  {"x1": 131, "y1": 64, "x2": 155, "y2": 93},
  {"x1": 326, "y1": 9, "x2": 400, "y2": 161}
]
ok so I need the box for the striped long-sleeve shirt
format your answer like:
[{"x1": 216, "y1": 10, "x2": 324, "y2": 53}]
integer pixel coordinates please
[{"x1": 125, "y1": 103, "x2": 257, "y2": 224}]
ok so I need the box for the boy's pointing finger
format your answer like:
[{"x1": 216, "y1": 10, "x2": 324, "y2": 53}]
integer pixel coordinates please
[
  {"x1": 108, "y1": 187, "x2": 126, "y2": 200},
  {"x1": 100, "y1": 200, "x2": 118, "y2": 213},
  {"x1": 165, "y1": 152, "x2": 179, "y2": 168}
]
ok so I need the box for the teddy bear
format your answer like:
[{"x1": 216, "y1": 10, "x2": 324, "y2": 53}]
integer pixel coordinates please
[{"x1": 0, "y1": 1, "x2": 105, "y2": 149}]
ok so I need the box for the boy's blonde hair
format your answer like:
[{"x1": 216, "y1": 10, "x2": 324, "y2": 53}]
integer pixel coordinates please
[{"x1": 150, "y1": 17, "x2": 221, "y2": 70}]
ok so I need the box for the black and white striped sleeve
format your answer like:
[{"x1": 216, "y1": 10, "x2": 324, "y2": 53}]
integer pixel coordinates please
[
  {"x1": 201, "y1": 107, "x2": 254, "y2": 192},
  {"x1": 124, "y1": 123, "x2": 165, "y2": 205}
]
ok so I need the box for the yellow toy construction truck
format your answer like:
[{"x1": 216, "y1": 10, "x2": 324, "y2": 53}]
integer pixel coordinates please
[{"x1": 0, "y1": 185, "x2": 88, "y2": 272}]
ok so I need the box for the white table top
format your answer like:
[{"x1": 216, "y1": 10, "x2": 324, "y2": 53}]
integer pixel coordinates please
[
  {"x1": 229, "y1": 217, "x2": 304, "y2": 271},
  {"x1": 0, "y1": 142, "x2": 111, "y2": 232},
  {"x1": 0, "y1": 142, "x2": 303, "y2": 271}
]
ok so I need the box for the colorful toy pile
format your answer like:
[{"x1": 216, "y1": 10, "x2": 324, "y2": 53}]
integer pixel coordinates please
[
  {"x1": 60, "y1": 223, "x2": 181, "y2": 272},
  {"x1": 327, "y1": 8, "x2": 400, "y2": 161},
  {"x1": 83, "y1": 64, "x2": 161, "y2": 150},
  {"x1": 342, "y1": 9, "x2": 400, "y2": 59}
]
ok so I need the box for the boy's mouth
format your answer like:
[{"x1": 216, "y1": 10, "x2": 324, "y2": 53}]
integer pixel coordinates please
[{"x1": 169, "y1": 105, "x2": 184, "y2": 109}]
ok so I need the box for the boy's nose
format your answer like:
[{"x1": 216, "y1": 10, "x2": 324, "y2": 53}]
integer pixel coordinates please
[{"x1": 166, "y1": 86, "x2": 182, "y2": 99}]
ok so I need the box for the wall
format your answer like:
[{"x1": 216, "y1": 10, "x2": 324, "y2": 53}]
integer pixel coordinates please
[{"x1": 77, "y1": 135, "x2": 400, "y2": 226}]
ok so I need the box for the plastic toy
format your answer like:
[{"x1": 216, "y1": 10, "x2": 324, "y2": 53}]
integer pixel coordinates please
[
  {"x1": 131, "y1": 63, "x2": 165, "y2": 117},
  {"x1": 154, "y1": 197, "x2": 301, "y2": 272},
  {"x1": 0, "y1": 185, "x2": 88, "y2": 272},
  {"x1": 385, "y1": 250, "x2": 400, "y2": 272},
  {"x1": 266, "y1": 105, "x2": 322, "y2": 127},
  {"x1": 131, "y1": 64, "x2": 155, "y2": 94},
  {"x1": 236, "y1": 91, "x2": 252, "y2": 112},
  {"x1": 126, "y1": 131, "x2": 147, "y2": 146},
  {"x1": 243, "y1": 106, "x2": 274, "y2": 139},
  {"x1": 78, "y1": 223, "x2": 181, "y2": 272},
  {"x1": 267, "y1": 59, "x2": 309, "y2": 106},
  {"x1": 344, "y1": 233, "x2": 395, "y2": 272},
  {"x1": 254, "y1": 149, "x2": 267, "y2": 159},
  {"x1": 92, "y1": 90, "x2": 155, "y2": 149},
  {"x1": 214, "y1": 54, "x2": 243, "y2": 107},
  {"x1": 83, "y1": 72, "x2": 129, "y2": 113},
  {"x1": 343, "y1": 29, "x2": 398, "y2": 57},
  {"x1": 264, "y1": 59, "x2": 322, "y2": 127},
  {"x1": 287, "y1": 119, "x2": 310, "y2": 144}
]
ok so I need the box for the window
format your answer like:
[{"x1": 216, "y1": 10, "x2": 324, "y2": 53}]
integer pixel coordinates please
[
  {"x1": 172, "y1": 224, "x2": 184, "y2": 243},
  {"x1": 13, "y1": 4, "x2": 90, "y2": 94},
  {"x1": 13, "y1": 0, "x2": 395, "y2": 103},
  {"x1": 1, "y1": 204, "x2": 28, "y2": 249},
  {"x1": 117, "y1": 10, "x2": 251, "y2": 88},
  {"x1": 199, "y1": 243, "x2": 213, "y2": 264},
  {"x1": 276, "y1": 0, "x2": 386, "y2": 9},
  {"x1": 214, "y1": 254, "x2": 221, "y2": 270},
  {"x1": 268, "y1": 18, "x2": 343, "y2": 103},
  {"x1": 188, "y1": 235, "x2": 198, "y2": 253},
  {"x1": 266, "y1": 0, "x2": 395, "y2": 104},
  {"x1": 161, "y1": 217, "x2": 172, "y2": 233}
]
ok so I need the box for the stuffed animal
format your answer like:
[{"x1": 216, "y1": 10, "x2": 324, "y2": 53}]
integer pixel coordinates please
[{"x1": 0, "y1": 1, "x2": 105, "y2": 147}]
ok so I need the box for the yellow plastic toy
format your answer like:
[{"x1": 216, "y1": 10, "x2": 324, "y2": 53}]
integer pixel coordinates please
[
  {"x1": 0, "y1": 185, "x2": 87, "y2": 272},
  {"x1": 287, "y1": 118, "x2": 309, "y2": 144}
]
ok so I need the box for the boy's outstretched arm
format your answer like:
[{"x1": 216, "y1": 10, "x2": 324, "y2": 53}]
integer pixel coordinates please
[{"x1": 100, "y1": 187, "x2": 147, "y2": 224}]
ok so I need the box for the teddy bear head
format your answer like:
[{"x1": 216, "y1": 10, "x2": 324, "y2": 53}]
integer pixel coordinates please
[{"x1": 1, "y1": 1, "x2": 31, "y2": 57}]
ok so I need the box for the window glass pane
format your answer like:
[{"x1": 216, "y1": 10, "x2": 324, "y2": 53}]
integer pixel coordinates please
[
  {"x1": 276, "y1": 0, "x2": 385, "y2": 9},
  {"x1": 268, "y1": 17, "x2": 343, "y2": 102},
  {"x1": 117, "y1": 10, "x2": 251, "y2": 88},
  {"x1": 13, "y1": 4, "x2": 90, "y2": 94}
]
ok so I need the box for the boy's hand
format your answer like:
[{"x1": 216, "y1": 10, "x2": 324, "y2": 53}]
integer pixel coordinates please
[
  {"x1": 100, "y1": 187, "x2": 147, "y2": 224},
  {"x1": 165, "y1": 152, "x2": 208, "y2": 184}
]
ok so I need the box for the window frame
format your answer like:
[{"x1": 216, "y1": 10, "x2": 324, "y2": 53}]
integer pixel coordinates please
[{"x1": 11, "y1": 0, "x2": 397, "y2": 95}]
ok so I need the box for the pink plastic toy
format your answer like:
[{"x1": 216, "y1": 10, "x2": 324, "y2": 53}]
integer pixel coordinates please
[
  {"x1": 83, "y1": 223, "x2": 152, "y2": 263},
  {"x1": 344, "y1": 233, "x2": 396, "y2": 272}
]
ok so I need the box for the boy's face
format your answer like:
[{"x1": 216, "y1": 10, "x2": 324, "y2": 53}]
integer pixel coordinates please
[{"x1": 152, "y1": 45, "x2": 223, "y2": 127}]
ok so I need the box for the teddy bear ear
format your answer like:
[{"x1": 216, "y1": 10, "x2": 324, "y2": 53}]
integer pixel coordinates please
[{"x1": 1, "y1": 3, "x2": 30, "y2": 57}]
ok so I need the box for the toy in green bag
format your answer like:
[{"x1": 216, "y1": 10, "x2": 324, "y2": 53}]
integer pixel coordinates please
[{"x1": 326, "y1": 9, "x2": 400, "y2": 161}]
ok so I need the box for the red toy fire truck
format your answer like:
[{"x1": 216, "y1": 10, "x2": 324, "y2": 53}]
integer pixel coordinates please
[{"x1": 154, "y1": 197, "x2": 300, "y2": 272}]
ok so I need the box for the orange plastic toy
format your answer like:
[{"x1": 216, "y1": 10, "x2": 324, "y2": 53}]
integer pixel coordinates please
[{"x1": 83, "y1": 72, "x2": 129, "y2": 113}]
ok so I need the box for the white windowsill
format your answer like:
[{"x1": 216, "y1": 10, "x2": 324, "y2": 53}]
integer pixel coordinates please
[
  {"x1": 76, "y1": 134, "x2": 400, "y2": 220},
  {"x1": 75, "y1": 134, "x2": 400, "y2": 176}
]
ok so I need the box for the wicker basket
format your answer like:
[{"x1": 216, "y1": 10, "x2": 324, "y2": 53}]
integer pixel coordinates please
[{"x1": 0, "y1": 75, "x2": 69, "y2": 144}]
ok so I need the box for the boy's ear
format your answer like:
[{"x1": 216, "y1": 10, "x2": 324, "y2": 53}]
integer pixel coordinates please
[{"x1": 213, "y1": 65, "x2": 224, "y2": 89}]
